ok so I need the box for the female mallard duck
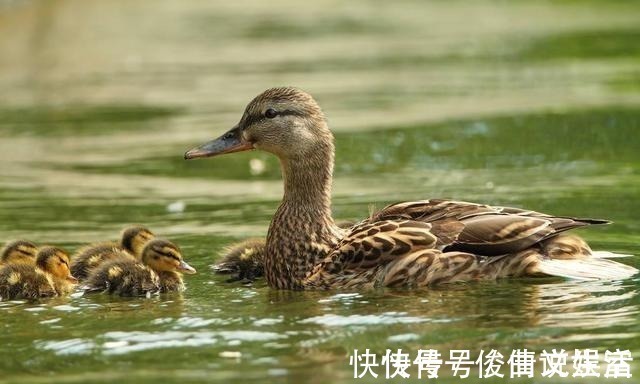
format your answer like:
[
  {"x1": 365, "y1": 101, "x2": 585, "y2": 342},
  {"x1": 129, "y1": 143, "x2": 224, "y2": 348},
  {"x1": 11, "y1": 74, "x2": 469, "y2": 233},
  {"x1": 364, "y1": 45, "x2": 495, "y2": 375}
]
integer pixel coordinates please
[
  {"x1": 84, "y1": 239, "x2": 196, "y2": 296},
  {"x1": 0, "y1": 240, "x2": 38, "y2": 266},
  {"x1": 0, "y1": 246, "x2": 77, "y2": 300},
  {"x1": 214, "y1": 220, "x2": 356, "y2": 283},
  {"x1": 185, "y1": 87, "x2": 638, "y2": 290},
  {"x1": 71, "y1": 225, "x2": 155, "y2": 280}
]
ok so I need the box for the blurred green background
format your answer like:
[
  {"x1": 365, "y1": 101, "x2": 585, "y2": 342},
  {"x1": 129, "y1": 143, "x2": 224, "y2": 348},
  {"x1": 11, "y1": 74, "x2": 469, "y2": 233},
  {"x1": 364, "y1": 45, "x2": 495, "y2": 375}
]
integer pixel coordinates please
[{"x1": 0, "y1": 0, "x2": 639, "y2": 383}]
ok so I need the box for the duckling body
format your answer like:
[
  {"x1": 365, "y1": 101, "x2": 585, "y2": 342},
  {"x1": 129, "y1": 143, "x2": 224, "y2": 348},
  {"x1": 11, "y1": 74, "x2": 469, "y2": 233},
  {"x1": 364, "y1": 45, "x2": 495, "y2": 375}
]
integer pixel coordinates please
[
  {"x1": 213, "y1": 238, "x2": 265, "y2": 282},
  {"x1": 0, "y1": 246, "x2": 77, "y2": 300},
  {"x1": 84, "y1": 239, "x2": 196, "y2": 296},
  {"x1": 0, "y1": 263, "x2": 56, "y2": 300},
  {"x1": 157, "y1": 271, "x2": 186, "y2": 292},
  {"x1": 84, "y1": 258, "x2": 159, "y2": 296},
  {"x1": 70, "y1": 226, "x2": 154, "y2": 281},
  {"x1": 71, "y1": 244, "x2": 132, "y2": 281},
  {"x1": 185, "y1": 87, "x2": 638, "y2": 290},
  {"x1": 0, "y1": 240, "x2": 38, "y2": 266}
]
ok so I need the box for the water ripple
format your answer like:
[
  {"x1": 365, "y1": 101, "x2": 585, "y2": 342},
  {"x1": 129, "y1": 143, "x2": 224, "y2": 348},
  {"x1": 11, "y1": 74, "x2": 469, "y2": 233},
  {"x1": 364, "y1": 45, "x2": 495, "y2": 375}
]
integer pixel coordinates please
[{"x1": 299, "y1": 312, "x2": 428, "y2": 326}]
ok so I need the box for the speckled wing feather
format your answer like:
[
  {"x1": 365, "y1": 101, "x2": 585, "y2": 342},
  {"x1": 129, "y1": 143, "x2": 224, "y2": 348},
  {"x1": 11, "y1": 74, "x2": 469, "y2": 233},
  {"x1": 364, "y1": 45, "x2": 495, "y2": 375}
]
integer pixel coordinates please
[
  {"x1": 304, "y1": 219, "x2": 465, "y2": 288},
  {"x1": 368, "y1": 199, "x2": 609, "y2": 256}
]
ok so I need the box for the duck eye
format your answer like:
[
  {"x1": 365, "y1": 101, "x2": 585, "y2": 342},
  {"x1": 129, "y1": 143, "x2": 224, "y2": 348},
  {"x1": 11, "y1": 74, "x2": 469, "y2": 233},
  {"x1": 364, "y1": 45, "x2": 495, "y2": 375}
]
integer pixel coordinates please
[{"x1": 264, "y1": 108, "x2": 278, "y2": 119}]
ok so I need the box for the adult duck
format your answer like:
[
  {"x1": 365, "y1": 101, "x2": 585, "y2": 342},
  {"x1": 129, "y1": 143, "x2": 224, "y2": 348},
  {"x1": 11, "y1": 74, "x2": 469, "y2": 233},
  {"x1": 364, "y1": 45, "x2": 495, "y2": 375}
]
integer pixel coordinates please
[{"x1": 185, "y1": 87, "x2": 637, "y2": 290}]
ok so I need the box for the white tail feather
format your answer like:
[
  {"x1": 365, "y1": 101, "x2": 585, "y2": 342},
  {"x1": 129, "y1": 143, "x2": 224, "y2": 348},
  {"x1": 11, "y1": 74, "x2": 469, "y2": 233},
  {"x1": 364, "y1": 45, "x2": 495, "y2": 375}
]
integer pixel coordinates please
[
  {"x1": 590, "y1": 251, "x2": 633, "y2": 258},
  {"x1": 538, "y1": 258, "x2": 638, "y2": 281}
]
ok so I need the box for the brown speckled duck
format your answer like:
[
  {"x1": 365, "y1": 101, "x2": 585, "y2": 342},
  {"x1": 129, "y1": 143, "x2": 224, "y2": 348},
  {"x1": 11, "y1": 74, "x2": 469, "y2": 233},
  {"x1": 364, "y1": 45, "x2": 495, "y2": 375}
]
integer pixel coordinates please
[
  {"x1": 213, "y1": 220, "x2": 355, "y2": 283},
  {"x1": 71, "y1": 225, "x2": 155, "y2": 280},
  {"x1": 185, "y1": 87, "x2": 638, "y2": 290},
  {"x1": 0, "y1": 240, "x2": 39, "y2": 266},
  {"x1": 0, "y1": 246, "x2": 77, "y2": 300},
  {"x1": 84, "y1": 239, "x2": 196, "y2": 296}
]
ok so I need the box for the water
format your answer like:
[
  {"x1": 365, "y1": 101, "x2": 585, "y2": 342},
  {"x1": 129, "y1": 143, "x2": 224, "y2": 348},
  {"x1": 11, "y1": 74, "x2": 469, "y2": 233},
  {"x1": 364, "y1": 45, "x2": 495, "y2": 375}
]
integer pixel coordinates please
[{"x1": 1, "y1": 1, "x2": 639, "y2": 383}]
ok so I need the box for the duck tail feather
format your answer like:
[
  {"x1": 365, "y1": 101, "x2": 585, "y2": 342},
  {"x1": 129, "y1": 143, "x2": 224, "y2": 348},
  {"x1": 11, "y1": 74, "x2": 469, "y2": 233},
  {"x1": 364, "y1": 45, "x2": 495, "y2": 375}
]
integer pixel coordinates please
[
  {"x1": 538, "y1": 258, "x2": 638, "y2": 281},
  {"x1": 590, "y1": 250, "x2": 634, "y2": 259}
]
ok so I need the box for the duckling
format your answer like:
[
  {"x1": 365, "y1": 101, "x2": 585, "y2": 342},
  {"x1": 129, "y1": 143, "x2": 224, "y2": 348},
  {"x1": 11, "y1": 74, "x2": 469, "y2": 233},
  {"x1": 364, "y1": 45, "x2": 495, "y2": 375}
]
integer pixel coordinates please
[
  {"x1": 0, "y1": 246, "x2": 78, "y2": 300},
  {"x1": 213, "y1": 238, "x2": 265, "y2": 283},
  {"x1": 84, "y1": 239, "x2": 196, "y2": 296},
  {"x1": 0, "y1": 240, "x2": 38, "y2": 266},
  {"x1": 71, "y1": 225, "x2": 155, "y2": 280},
  {"x1": 185, "y1": 87, "x2": 638, "y2": 290}
]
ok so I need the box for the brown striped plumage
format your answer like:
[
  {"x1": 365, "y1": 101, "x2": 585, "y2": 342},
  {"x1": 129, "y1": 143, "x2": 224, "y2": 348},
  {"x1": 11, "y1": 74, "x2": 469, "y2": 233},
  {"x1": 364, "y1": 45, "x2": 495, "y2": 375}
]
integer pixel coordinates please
[
  {"x1": 213, "y1": 221, "x2": 355, "y2": 283},
  {"x1": 185, "y1": 87, "x2": 638, "y2": 290},
  {"x1": 0, "y1": 246, "x2": 77, "y2": 300},
  {"x1": 0, "y1": 240, "x2": 38, "y2": 266},
  {"x1": 212, "y1": 238, "x2": 266, "y2": 283},
  {"x1": 70, "y1": 225, "x2": 154, "y2": 280},
  {"x1": 84, "y1": 238, "x2": 196, "y2": 296}
]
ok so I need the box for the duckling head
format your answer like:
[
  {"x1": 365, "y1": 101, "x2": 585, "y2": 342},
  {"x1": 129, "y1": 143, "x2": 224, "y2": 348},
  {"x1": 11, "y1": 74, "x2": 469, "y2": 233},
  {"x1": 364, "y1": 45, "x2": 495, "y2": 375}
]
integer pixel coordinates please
[
  {"x1": 1, "y1": 240, "x2": 38, "y2": 265},
  {"x1": 141, "y1": 239, "x2": 196, "y2": 275},
  {"x1": 185, "y1": 87, "x2": 333, "y2": 162},
  {"x1": 120, "y1": 225, "x2": 155, "y2": 257},
  {"x1": 36, "y1": 246, "x2": 78, "y2": 284}
]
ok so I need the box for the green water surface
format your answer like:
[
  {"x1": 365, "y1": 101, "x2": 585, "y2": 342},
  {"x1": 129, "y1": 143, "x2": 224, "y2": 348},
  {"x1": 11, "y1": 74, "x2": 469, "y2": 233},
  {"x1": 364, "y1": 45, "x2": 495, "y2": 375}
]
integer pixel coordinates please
[{"x1": 1, "y1": 1, "x2": 639, "y2": 383}]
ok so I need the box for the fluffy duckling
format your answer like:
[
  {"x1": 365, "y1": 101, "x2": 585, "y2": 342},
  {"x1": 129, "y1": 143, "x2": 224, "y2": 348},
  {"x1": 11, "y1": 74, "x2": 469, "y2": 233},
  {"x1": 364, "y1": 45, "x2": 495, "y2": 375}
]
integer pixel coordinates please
[
  {"x1": 213, "y1": 238, "x2": 265, "y2": 283},
  {"x1": 0, "y1": 246, "x2": 78, "y2": 300},
  {"x1": 71, "y1": 225, "x2": 155, "y2": 280},
  {"x1": 84, "y1": 239, "x2": 196, "y2": 296},
  {"x1": 0, "y1": 240, "x2": 38, "y2": 266}
]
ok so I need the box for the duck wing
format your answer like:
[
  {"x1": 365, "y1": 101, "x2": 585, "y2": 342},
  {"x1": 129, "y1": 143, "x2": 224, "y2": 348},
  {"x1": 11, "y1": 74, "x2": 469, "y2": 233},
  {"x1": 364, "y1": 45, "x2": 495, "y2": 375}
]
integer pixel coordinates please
[
  {"x1": 368, "y1": 199, "x2": 609, "y2": 256},
  {"x1": 304, "y1": 219, "x2": 466, "y2": 288}
]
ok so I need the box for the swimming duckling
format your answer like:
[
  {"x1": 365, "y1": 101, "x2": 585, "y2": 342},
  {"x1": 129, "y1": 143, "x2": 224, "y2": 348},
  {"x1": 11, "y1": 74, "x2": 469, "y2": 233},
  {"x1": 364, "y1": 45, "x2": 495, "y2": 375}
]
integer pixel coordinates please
[
  {"x1": 84, "y1": 239, "x2": 196, "y2": 296},
  {"x1": 213, "y1": 238, "x2": 265, "y2": 283},
  {"x1": 71, "y1": 225, "x2": 155, "y2": 280},
  {"x1": 0, "y1": 240, "x2": 38, "y2": 266},
  {"x1": 0, "y1": 246, "x2": 78, "y2": 300}
]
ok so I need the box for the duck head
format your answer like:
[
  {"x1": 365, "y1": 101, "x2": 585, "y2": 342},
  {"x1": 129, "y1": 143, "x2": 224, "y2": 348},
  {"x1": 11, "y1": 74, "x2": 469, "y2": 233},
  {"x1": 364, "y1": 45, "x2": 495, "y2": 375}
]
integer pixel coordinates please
[
  {"x1": 36, "y1": 246, "x2": 78, "y2": 284},
  {"x1": 184, "y1": 87, "x2": 333, "y2": 162},
  {"x1": 141, "y1": 239, "x2": 196, "y2": 275},
  {"x1": 120, "y1": 225, "x2": 155, "y2": 258}
]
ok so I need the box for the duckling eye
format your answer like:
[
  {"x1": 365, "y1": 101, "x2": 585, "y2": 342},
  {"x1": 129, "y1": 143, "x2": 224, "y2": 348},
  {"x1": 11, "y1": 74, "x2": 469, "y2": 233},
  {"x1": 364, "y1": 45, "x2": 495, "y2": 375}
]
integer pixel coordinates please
[{"x1": 264, "y1": 108, "x2": 278, "y2": 119}]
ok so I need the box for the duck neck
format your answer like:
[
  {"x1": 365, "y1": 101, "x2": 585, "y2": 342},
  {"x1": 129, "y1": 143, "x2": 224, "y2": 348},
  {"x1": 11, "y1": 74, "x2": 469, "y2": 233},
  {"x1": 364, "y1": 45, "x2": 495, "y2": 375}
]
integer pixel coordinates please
[{"x1": 266, "y1": 139, "x2": 341, "y2": 289}]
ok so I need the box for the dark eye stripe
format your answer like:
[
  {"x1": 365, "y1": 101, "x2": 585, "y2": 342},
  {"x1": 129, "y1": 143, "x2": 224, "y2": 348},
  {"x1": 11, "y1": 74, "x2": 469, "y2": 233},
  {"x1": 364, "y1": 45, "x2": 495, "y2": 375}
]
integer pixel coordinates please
[
  {"x1": 242, "y1": 109, "x2": 302, "y2": 128},
  {"x1": 154, "y1": 248, "x2": 181, "y2": 261}
]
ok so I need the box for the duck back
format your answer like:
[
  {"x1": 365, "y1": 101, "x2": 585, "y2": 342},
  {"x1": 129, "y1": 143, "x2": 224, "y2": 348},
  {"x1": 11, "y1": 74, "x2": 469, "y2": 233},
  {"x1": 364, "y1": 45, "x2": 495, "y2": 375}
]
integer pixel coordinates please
[{"x1": 0, "y1": 264, "x2": 56, "y2": 300}]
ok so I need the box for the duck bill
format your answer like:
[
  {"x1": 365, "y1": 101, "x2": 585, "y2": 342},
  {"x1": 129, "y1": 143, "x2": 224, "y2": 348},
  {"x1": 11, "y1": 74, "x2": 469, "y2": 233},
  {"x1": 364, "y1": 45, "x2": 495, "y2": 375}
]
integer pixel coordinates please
[
  {"x1": 184, "y1": 125, "x2": 253, "y2": 160},
  {"x1": 67, "y1": 275, "x2": 79, "y2": 284},
  {"x1": 178, "y1": 260, "x2": 197, "y2": 274}
]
